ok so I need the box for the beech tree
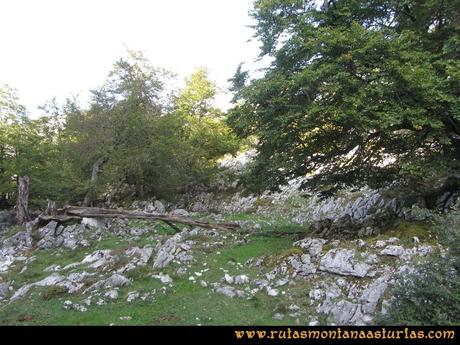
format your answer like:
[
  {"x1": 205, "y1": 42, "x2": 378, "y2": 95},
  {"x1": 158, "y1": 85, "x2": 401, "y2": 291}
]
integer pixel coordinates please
[{"x1": 228, "y1": 0, "x2": 460, "y2": 196}]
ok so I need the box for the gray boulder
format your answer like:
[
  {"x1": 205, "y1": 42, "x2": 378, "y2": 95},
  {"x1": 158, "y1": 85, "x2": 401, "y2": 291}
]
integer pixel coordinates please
[
  {"x1": 360, "y1": 275, "x2": 389, "y2": 315},
  {"x1": 319, "y1": 249, "x2": 371, "y2": 277},
  {"x1": 289, "y1": 254, "x2": 317, "y2": 276},
  {"x1": 153, "y1": 233, "x2": 193, "y2": 269},
  {"x1": 81, "y1": 217, "x2": 106, "y2": 229},
  {"x1": 293, "y1": 237, "x2": 327, "y2": 258},
  {"x1": 154, "y1": 200, "x2": 166, "y2": 213},
  {"x1": 380, "y1": 245, "x2": 405, "y2": 257},
  {"x1": 10, "y1": 273, "x2": 65, "y2": 301},
  {"x1": 0, "y1": 282, "x2": 11, "y2": 299}
]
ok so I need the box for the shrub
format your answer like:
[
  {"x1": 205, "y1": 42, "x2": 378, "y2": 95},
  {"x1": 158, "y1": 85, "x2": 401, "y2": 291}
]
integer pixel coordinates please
[{"x1": 377, "y1": 209, "x2": 460, "y2": 325}]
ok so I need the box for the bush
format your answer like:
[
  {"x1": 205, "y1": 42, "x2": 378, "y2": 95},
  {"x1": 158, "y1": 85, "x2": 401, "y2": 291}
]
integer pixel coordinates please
[{"x1": 377, "y1": 210, "x2": 460, "y2": 325}]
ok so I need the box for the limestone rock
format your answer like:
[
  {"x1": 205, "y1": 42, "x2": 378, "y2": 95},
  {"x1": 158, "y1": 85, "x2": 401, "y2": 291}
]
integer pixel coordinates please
[
  {"x1": 104, "y1": 274, "x2": 131, "y2": 288},
  {"x1": 81, "y1": 217, "x2": 106, "y2": 229},
  {"x1": 153, "y1": 233, "x2": 194, "y2": 269},
  {"x1": 289, "y1": 254, "x2": 316, "y2": 276},
  {"x1": 152, "y1": 273, "x2": 173, "y2": 284},
  {"x1": 154, "y1": 200, "x2": 166, "y2": 213},
  {"x1": 11, "y1": 273, "x2": 65, "y2": 301},
  {"x1": 293, "y1": 237, "x2": 327, "y2": 258},
  {"x1": 0, "y1": 282, "x2": 10, "y2": 299},
  {"x1": 234, "y1": 274, "x2": 249, "y2": 285},
  {"x1": 104, "y1": 289, "x2": 119, "y2": 299},
  {"x1": 127, "y1": 291, "x2": 140, "y2": 303},
  {"x1": 380, "y1": 245, "x2": 405, "y2": 257},
  {"x1": 170, "y1": 209, "x2": 189, "y2": 217},
  {"x1": 360, "y1": 275, "x2": 389, "y2": 315},
  {"x1": 319, "y1": 249, "x2": 371, "y2": 277}
]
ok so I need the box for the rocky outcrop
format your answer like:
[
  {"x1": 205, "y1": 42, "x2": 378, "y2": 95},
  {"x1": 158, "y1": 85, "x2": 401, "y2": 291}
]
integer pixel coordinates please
[
  {"x1": 153, "y1": 232, "x2": 194, "y2": 269},
  {"x1": 242, "y1": 236, "x2": 440, "y2": 325}
]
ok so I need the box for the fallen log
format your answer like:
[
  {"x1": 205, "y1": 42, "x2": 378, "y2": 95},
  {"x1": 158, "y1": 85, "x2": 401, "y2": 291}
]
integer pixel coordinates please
[{"x1": 37, "y1": 205, "x2": 240, "y2": 232}]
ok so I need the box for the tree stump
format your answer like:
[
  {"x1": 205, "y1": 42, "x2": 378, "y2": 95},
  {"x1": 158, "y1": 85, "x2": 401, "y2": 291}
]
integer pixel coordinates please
[{"x1": 16, "y1": 176, "x2": 30, "y2": 224}]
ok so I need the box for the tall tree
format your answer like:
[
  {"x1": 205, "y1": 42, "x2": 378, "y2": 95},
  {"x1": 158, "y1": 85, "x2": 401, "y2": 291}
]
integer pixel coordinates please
[
  {"x1": 0, "y1": 86, "x2": 66, "y2": 208},
  {"x1": 175, "y1": 68, "x2": 240, "y2": 166},
  {"x1": 228, "y1": 0, "x2": 460, "y2": 196}
]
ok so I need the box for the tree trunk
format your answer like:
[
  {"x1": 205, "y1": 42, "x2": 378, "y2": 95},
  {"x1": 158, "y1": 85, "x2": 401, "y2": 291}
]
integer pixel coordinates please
[
  {"x1": 16, "y1": 175, "x2": 29, "y2": 224},
  {"x1": 45, "y1": 199, "x2": 57, "y2": 216},
  {"x1": 83, "y1": 156, "x2": 107, "y2": 207}
]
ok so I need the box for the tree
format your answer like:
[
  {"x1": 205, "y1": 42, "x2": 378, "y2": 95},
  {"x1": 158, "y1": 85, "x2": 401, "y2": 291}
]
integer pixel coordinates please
[
  {"x1": 61, "y1": 50, "x2": 168, "y2": 204},
  {"x1": 174, "y1": 68, "x2": 240, "y2": 182},
  {"x1": 62, "y1": 55, "x2": 240, "y2": 203},
  {"x1": 0, "y1": 86, "x2": 68, "y2": 209},
  {"x1": 176, "y1": 67, "x2": 218, "y2": 118},
  {"x1": 228, "y1": 0, "x2": 460, "y2": 196}
]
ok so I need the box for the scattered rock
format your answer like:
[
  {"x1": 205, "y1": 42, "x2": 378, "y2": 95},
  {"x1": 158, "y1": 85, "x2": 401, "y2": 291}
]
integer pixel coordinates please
[
  {"x1": 104, "y1": 274, "x2": 131, "y2": 288},
  {"x1": 153, "y1": 233, "x2": 194, "y2": 269},
  {"x1": 273, "y1": 313, "x2": 284, "y2": 320},
  {"x1": 170, "y1": 209, "x2": 189, "y2": 217},
  {"x1": 154, "y1": 200, "x2": 166, "y2": 213},
  {"x1": 81, "y1": 217, "x2": 106, "y2": 229},
  {"x1": 125, "y1": 246, "x2": 153, "y2": 264},
  {"x1": 266, "y1": 287, "x2": 279, "y2": 297},
  {"x1": 63, "y1": 300, "x2": 87, "y2": 312},
  {"x1": 152, "y1": 273, "x2": 173, "y2": 284},
  {"x1": 289, "y1": 254, "x2": 316, "y2": 276},
  {"x1": 215, "y1": 285, "x2": 236, "y2": 298},
  {"x1": 11, "y1": 273, "x2": 65, "y2": 301},
  {"x1": 360, "y1": 276, "x2": 389, "y2": 315},
  {"x1": 127, "y1": 291, "x2": 140, "y2": 303},
  {"x1": 322, "y1": 299, "x2": 359, "y2": 325},
  {"x1": 293, "y1": 238, "x2": 327, "y2": 258},
  {"x1": 105, "y1": 289, "x2": 119, "y2": 300},
  {"x1": 224, "y1": 274, "x2": 234, "y2": 284},
  {"x1": 0, "y1": 282, "x2": 10, "y2": 299}
]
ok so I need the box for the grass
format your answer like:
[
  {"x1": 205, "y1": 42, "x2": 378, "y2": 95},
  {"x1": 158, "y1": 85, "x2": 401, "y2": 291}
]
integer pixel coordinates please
[
  {"x1": 363, "y1": 221, "x2": 434, "y2": 247},
  {"x1": 0, "y1": 205, "x2": 441, "y2": 326},
  {"x1": 1, "y1": 225, "x2": 26, "y2": 239},
  {"x1": 0, "y1": 214, "x2": 320, "y2": 325}
]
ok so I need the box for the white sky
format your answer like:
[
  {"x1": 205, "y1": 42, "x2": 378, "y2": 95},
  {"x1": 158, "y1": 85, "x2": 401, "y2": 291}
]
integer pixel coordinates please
[{"x1": 0, "y1": 0, "x2": 268, "y2": 114}]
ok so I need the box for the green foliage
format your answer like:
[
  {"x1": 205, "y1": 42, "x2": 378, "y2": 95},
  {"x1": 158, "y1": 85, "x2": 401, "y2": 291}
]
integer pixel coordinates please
[
  {"x1": 229, "y1": 0, "x2": 460, "y2": 193},
  {"x1": 1, "y1": 53, "x2": 241, "y2": 208},
  {"x1": 59, "y1": 55, "x2": 240, "y2": 203},
  {"x1": 377, "y1": 257, "x2": 460, "y2": 325},
  {"x1": 378, "y1": 210, "x2": 460, "y2": 325},
  {"x1": 434, "y1": 210, "x2": 460, "y2": 266},
  {"x1": 0, "y1": 86, "x2": 79, "y2": 208}
]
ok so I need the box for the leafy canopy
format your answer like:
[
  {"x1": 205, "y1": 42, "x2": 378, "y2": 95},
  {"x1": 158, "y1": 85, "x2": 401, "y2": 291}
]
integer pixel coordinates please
[
  {"x1": 228, "y1": 0, "x2": 460, "y2": 194},
  {"x1": 1, "y1": 53, "x2": 241, "y2": 208}
]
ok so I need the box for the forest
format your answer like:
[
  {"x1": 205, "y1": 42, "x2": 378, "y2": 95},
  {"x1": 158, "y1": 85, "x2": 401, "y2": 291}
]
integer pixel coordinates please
[{"x1": 0, "y1": 0, "x2": 459, "y2": 327}]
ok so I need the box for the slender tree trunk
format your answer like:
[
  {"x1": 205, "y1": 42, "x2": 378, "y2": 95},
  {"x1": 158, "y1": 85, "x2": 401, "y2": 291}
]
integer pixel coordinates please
[
  {"x1": 16, "y1": 175, "x2": 29, "y2": 224},
  {"x1": 45, "y1": 199, "x2": 57, "y2": 216},
  {"x1": 83, "y1": 156, "x2": 107, "y2": 207}
]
